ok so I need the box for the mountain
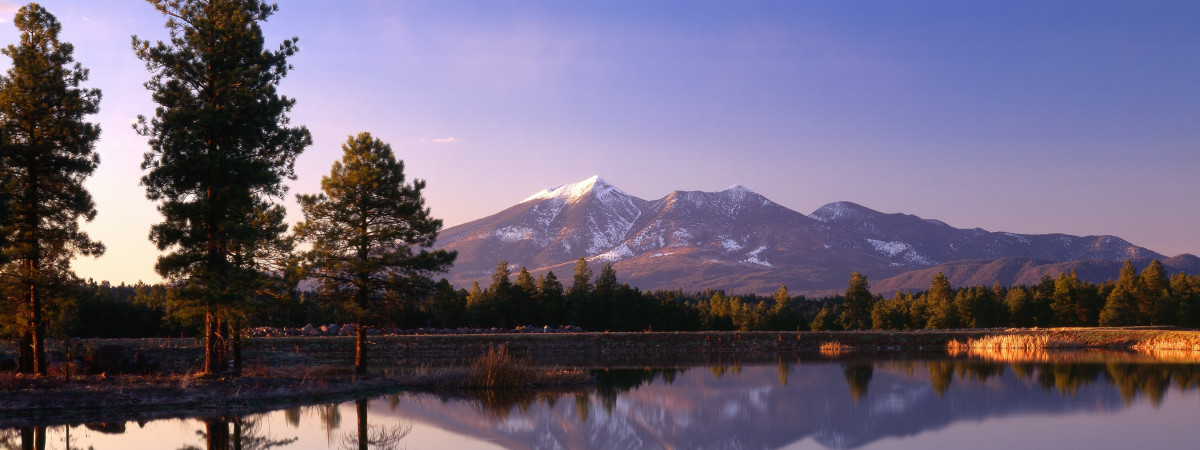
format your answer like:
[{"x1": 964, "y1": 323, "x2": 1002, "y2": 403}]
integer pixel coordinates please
[
  {"x1": 370, "y1": 363, "x2": 1138, "y2": 449},
  {"x1": 434, "y1": 176, "x2": 1192, "y2": 294}
]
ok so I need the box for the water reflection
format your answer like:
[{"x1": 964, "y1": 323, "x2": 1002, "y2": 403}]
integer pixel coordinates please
[
  {"x1": 337, "y1": 399, "x2": 410, "y2": 450},
  {"x1": 5, "y1": 355, "x2": 1200, "y2": 449},
  {"x1": 186, "y1": 415, "x2": 298, "y2": 450}
]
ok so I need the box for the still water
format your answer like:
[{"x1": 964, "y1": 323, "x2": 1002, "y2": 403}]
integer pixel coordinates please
[{"x1": 5, "y1": 354, "x2": 1200, "y2": 449}]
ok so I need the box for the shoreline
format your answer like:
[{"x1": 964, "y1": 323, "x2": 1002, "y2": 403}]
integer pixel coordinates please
[{"x1": 3, "y1": 327, "x2": 1200, "y2": 428}]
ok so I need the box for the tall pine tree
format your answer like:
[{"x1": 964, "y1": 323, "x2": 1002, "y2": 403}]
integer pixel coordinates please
[
  {"x1": 0, "y1": 4, "x2": 103, "y2": 375},
  {"x1": 134, "y1": 0, "x2": 311, "y2": 376},
  {"x1": 841, "y1": 272, "x2": 873, "y2": 330},
  {"x1": 294, "y1": 132, "x2": 455, "y2": 374}
]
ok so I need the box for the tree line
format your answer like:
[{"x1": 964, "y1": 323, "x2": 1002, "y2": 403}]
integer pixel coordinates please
[{"x1": 22, "y1": 257, "x2": 1200, "y2": 342}]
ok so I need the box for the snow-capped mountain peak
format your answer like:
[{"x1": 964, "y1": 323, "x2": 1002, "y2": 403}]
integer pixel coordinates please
[
  {"x1": 521, "y1": 175, "x2": 627, "y2": 204},
  {"x1": 810, "y1": 201, "x2": 872, "y2": 223},
  {"x1": 438, "y1": 177, "x2": 1179, "y2": 294},
  {"x1": 723, "y1": 184, "x2": 753, "y2": 193}
]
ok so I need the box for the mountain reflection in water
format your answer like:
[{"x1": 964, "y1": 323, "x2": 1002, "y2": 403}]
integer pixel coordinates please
[{"x1": 3, "y1": 356, "x2": 1200, "y2": 449}]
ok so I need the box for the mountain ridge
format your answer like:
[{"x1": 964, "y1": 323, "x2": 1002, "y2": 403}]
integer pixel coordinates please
[{"x1": 434, "y1": 176, "x2": 1194, "y2": 294}]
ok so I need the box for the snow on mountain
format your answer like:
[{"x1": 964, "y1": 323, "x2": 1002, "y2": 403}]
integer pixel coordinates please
[
  {"x1": 521, "y1": 175, "x2": 624, "y2": 204},
  {"x1": 435, "y1": 176, "x2": 1183, "y2": 294}
]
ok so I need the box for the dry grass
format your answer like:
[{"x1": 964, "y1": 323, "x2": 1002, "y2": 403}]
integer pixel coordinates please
[
  {"x1": 952, "y1": 334, "x2": 1082, "y2": 351},
  {"x1": 818, "y1": 341, "x2": 854, "y2": 356},
  {"x1": 1131, "y1": 335, "x2": 1200, "y2": 352},
  {"x1": 947, "y1": 333, "x2": 1085, "y2": 362},
  {"x1": 465, "y1": 346, "x2": 532, "y2": 388},
  {"x1": 413, "y1": 346, "x2": 590, "y2": 389}
]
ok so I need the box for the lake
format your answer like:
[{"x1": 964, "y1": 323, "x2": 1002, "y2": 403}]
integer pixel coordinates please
[{"x1": 5, "y1": 352, "x2": 1200, "y2": 449}]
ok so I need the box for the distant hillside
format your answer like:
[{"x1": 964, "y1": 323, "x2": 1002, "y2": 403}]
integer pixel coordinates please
[{"x1": 873, "y1": 255, "x2": 1200, "y2": 294}]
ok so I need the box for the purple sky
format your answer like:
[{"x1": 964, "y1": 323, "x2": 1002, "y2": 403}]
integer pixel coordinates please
[{"x1": 2, "y1": 1, "x2": 1197, "y2": 285}]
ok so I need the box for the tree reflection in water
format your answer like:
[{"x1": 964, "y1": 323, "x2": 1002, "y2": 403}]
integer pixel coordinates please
[
  {"x1": 183, "y1": 415, "x2": 297, "y2": 450},
  {"x1": 842, "y1": 363, "x2": 873, "y2": 403},
  {"x1": 0, "y1": 427, "x2": 41, "y2": 450},
  {"x1": 0, "y1": 427, "x2": 46, "y2": 450},
  {"x1": 582, "y1": 358, "x2": 1200, "y2": 408},
  {"x1": 337, "y1": 399, "x2": 411, "y2": 450},
  {"x1": 846, "y1": 357, "x2": 1200, "y2": 407}
]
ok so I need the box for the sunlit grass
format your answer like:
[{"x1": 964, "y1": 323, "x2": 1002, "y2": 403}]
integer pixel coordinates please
[
  {"x1": 819, "y1": 341, "x2": 854, "y2": 356},
  {"x1": 947, "y1": 334, "x2": 1083, "y2": 362},
  {"x1": 1131, "y1": 335, "x2": 1200, "y2": 352}
]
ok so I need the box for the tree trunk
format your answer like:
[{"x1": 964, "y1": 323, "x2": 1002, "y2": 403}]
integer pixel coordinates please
[
  {"x1": 355, "y1": 321, "x2": 367, "y2": 375},
  {"x1": 18, "y1": 331, "x2": 32, "y2": 373},
  {"x1": 205, "y1": 418, "x2": 229, "y2": 450},
  {"x1": 233, "y1": 417, "x2": 243, "y2": 450},
  {"x1": 231, "y1": 321, "x2": 242, "y2": 376},
  {"x1": 29, "y1": 271, "x2": 45, "y2": 376},
  {"x1": 357, "y1": 398, "x2": 369, "y2": 450},
  {"x1": 19, "y1": 427, "x2": 31, "y2": 450},
  {"x1": 17, "y1": 426, "x2": 46, "y2": 450},
  {"x1": 215, "y1": 314, "x2": 228, "y2": 373},
  {"x1": 203, "y1": 306, "x2": 219, "y2": 377}
]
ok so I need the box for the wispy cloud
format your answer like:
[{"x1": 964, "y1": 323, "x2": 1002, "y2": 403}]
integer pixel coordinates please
[{"x1": 421, "y1": 137, "x2": 459, "y2": 144}]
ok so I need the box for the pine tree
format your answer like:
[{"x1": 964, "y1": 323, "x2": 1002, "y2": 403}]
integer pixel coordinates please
[
  {"x1": 295, "y1": 133, "x2": 455, "y2": 374},
  {"x1": 810, "y1": 306, "x2": 842, "y2": 331},
  {"x1": 0, "y1": 127, "x2": 8, "y2": 268},
  {"x1": 0, "y1": 4, "x2": 103, "y2": 375},
  {"x1": 465, "y1": 281, "x2": 486, "y2": 327},
  {"x1": 1004, "y1": 287, "x2": 1033, "y2": 327},
  {"x1": 594, "y1": 262, "x2": 617, "y2": 299},
  {"x1": 485, "y1": 261, "x2": 514, "y2": 327},
  {"x1": 134, "y1": 0, "x2": 311, "y2": 376},
  {"x1": 1050, "y1": 271, "x2": 1081, "y2": 326},
  {"x1": 1138, "y1": 260, "x2": 1170, "y2": 325},
  {"x1": 925, "y1": 273, "x2": 957, "y2": 329},
  {"x1": 514, "y1": 266, "x2": 537, "y2": 326},
  {"x1": 566, "y1": 258, "x2": 591, "y2": 325},
  {"x1": 428, "y1": 279, "x2": 465, "y2": 328},
  {"x1": 772, "y1": 284, "x2": 790, "y2": 311},
  {"x1": 841, "y1": 272, "x2": 873, "y2": 330},
  {"x1": 767, "y1": 283, "x2": 801, "y2": 330},
  {"x1": 568, "y1": 258, "x2": 592, "y2": 299},
  {"x1": 1099, "y1": 283, "x2": 1138, "y2": 327},
  {"x1": 538, "y1": 271, "x2": 565, "y2": 326},
  {"x1": 587, "y1": 262, "x2": 618, "y2": 330},
  {"x1": 1171, "y1": 273, "x2": 1200, "y2": 328}
]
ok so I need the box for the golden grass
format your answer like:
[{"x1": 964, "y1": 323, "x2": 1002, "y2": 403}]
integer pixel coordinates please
[
  {"x1": 952, "y1": 334, "x2": 1082, "y2": 350},
  {"x1": 947, "y1": 334, "x2": 1085, "y2": 362},
  {"x1": 819, "y1": 341, "x2": 854, "y2": 356},
  {"x1": 1131, "y1": 335, "x2": 1200, "y2": 352}
]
